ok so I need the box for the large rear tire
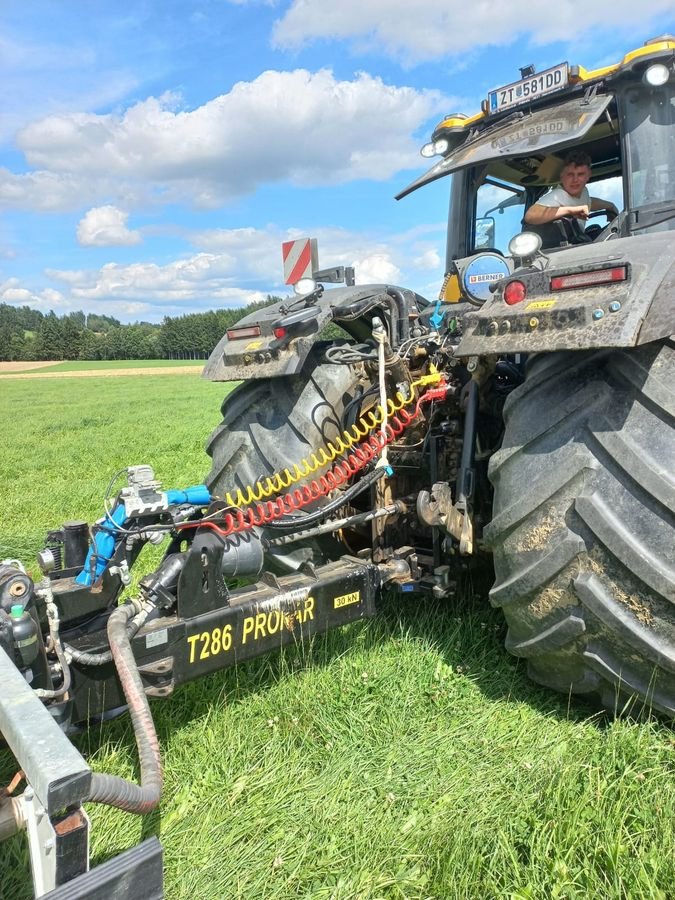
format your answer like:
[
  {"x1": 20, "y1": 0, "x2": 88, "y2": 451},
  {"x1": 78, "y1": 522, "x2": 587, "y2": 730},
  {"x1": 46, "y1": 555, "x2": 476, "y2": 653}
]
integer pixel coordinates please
[
  {"x1": 205, "y1": 344, "x2": 368, "y2": 572},
  {"x1": 486, "y1": 339, "x2": 675, "y2": 716}
]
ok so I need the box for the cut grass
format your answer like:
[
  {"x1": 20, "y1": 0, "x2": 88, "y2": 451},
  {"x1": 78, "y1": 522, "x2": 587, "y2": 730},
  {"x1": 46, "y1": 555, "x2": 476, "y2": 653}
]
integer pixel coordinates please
[
  {"x1": 1, "y1": 375, "x2": 674, "y2": 899},
  {"x1": 0, "y1": 359, "x2": 202, "y2": 374}
]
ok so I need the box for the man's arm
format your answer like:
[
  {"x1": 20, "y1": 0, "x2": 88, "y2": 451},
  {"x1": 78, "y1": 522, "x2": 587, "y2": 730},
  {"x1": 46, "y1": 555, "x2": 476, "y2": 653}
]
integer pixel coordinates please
[
  {"x1": 590, "y1": 196, "x2": 619, "y2": 220},
  {"x1": 524, "y1": 203, "x2": 589, "y2": 225}
]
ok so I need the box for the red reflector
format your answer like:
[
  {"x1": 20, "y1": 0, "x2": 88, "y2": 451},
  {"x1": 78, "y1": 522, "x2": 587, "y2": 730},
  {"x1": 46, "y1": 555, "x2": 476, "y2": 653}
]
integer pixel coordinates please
[
  {"x1": 550, "y1": 267, "x2": 627, "y2": 291},
  {"x1": 226, "y1": 325, "x2": 261, "y2": 340},
  {"x1": 504, "y1": 280, "x2": 527, "y2": 305},
  {"x1": 273, "y1": 326, "x2": 287, "y2": 339}
]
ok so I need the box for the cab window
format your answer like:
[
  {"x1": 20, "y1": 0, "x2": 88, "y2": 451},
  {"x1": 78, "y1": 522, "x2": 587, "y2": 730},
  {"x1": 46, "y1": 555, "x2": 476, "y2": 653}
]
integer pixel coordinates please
[{"x1": 474, "y1": 178, "x2": 525, "y2": 254}]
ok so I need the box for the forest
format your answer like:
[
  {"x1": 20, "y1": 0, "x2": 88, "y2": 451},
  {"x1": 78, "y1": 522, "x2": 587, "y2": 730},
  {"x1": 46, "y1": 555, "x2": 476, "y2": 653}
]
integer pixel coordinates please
[{"x1": 0, "y1": 298, "x2": 283, "y2": 361}]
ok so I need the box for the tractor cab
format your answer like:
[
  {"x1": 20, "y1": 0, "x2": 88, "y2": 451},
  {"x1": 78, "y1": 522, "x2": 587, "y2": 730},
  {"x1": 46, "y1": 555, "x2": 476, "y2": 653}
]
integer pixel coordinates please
[{"x1": 398, "y1": 36, "x2": 675, "y2": 312}]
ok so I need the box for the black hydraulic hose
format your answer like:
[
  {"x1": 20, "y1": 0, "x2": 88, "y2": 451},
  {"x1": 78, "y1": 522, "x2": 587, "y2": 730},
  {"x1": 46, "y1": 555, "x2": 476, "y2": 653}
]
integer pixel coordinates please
[
  {"x1": 265, "y1": 466, "x2": 387, "y2": 530},
  {"x1": 86, "y1": 600, "x2": 162, "y2": 814},
  {"x1": 385, "y1": 287, "x2": 410, "y2": 343},
  {"x1": 64, "y1": 611, "x2": 147, "y2": 667}
]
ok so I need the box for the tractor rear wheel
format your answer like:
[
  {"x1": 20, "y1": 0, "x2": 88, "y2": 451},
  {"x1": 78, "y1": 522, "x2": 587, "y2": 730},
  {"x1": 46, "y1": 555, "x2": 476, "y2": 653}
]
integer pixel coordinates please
[
  {"x1": 204, "y1": 344, "x2": 368, "y2": 572},
  {"x1": 486, "y1": 339, "x2": 675, "y2": 716}
]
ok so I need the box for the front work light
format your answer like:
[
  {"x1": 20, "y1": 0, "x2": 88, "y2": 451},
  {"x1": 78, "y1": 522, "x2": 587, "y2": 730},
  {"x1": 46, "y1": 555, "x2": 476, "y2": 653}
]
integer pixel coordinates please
[
  {"x1": 643, "y1": 63, "x2": 670, "y2": 86},
  {"x1": 420, "y1": 139, "x2": 449, "y2": 158},
  {"x1": 508, "y1": 231, "x2": 542, "y2": 265},
  {"x1": 294, "y1": 277, "x2": 316, "y2": 295}
]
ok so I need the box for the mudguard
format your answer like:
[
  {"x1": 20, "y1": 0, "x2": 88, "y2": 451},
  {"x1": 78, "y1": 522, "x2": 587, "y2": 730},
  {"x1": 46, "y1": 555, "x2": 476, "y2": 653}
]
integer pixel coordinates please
[
  {"x1": 455, "y1": 232, "x2": 675, "y2": 357},
  {"x1": 203, "y1": 283, "x2": 427, "y2": 381}
]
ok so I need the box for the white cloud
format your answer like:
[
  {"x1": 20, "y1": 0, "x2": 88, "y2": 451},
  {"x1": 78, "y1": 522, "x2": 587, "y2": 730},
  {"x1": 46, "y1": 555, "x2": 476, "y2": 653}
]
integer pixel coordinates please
[
  {"x1": 190, "y1": 223, "x2": 445, "y2": 287},
  {"x1": 0, "y1": 278, "x2": 69, "y2": 311},
  {"x1": 3, "y1": 220, "x2": 446, "y2": 322},
  {"x1": 353, "y1": 253, "x2": 401, "y2": 285},
  {"x1": 3, "y1": 70, "x2": 445, "y2": 213},
  {"x1": 46, "y1": 255, "x2": 270, "y2": 310},
  {"x1": 272, "y1": 0, "x2": 673, "y2": 62},
  {"x1": 412, "y1": 248, "x2": 441, "y2": 270},
  {"x1": 0, "y1": 223, "x2": 444, "y2": 321},
  {"x1": 77, "y1": 206, "x2": 142, "y2": 247}
]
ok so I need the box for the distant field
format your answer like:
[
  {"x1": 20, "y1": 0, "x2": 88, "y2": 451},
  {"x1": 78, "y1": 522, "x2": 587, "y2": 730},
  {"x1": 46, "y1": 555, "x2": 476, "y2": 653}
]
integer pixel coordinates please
[
  {"x1": 1, "y1": 374, "x2": 675, "y2": 899},
  {"x1": 0, "y1": 359, "x2": 203, "y2": 374}
]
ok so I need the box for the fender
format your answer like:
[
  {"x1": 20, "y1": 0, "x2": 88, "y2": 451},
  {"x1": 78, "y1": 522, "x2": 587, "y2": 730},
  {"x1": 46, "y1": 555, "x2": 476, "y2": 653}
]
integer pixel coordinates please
[
  {"x1": 455, "y1": 231, "x2": 675, "y2": 357},
  {"x1": 202, "y1": 284, "x2": 428, "y2": 381}
]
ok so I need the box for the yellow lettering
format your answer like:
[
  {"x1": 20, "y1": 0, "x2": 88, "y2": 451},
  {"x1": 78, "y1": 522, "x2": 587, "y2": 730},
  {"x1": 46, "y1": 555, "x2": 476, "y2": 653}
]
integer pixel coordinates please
[
  {"x1": 222, "y1": 624, "x2": 232, "y2": 651},
  {"x1": 333, "y1": 591, "x2": 360, "y2": 609},
  {"x1": 304, "y1": 595, "x2": 315, "y2": 620},
  {"x1": 242, "y1": 616, "x2": 254, "y2": 644},
  {"x1": 254, "y1": 612, "x2": 267, "y2": 640},
  {"x1": 187, "y1": 624, "x2": 234, "y2": 664},
  {"x1": 211, "y1": 627, "x2": 221, "y2": 656},
  {"x1": 187, "y1": 634, "x2": 199, "y2": 664},
  {"x1": 268, "y1": 610, "x2": 281, "y2": 635},
  {"x1": 199, "y1": 632, "x2": 210, "y2": 660}
]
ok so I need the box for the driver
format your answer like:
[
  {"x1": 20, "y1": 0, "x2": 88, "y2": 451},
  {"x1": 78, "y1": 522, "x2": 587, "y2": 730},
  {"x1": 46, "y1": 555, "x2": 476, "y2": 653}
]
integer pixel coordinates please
[{"x1": 524, "y1": 150, "x2": 619, "y2": 228}]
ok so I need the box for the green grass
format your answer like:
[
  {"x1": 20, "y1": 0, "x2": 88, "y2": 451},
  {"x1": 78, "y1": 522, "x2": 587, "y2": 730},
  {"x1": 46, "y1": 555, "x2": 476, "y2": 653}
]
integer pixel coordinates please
[
  {"x1": 0, "y1": 359, "x2": 202, "y2": 374},
  {"x1": 1, "y1": 376, "x2": 674, "y2": 899}
]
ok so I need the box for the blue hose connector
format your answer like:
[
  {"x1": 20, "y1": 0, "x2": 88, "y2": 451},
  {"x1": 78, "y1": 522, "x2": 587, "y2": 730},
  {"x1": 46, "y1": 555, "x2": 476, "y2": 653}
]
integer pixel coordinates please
[
  {"x1": 75, "y1": 503, "x2": 127, "y2": 587},
  {"x1": 166, "y1": 485, "x2": 211, "y2": 506}
]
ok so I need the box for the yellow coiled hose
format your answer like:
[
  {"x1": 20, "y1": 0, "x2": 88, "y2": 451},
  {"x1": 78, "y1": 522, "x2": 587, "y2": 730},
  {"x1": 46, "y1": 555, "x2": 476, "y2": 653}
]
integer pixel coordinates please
[{"x1": 218, "y1": 367, "x2": 441, "y2": 508}]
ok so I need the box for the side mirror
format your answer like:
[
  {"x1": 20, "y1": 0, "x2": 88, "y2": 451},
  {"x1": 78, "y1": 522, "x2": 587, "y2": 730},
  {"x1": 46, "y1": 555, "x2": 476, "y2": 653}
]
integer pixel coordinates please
[{"x1": 475, "y1": 216, "x2": 496, "y2": 249}]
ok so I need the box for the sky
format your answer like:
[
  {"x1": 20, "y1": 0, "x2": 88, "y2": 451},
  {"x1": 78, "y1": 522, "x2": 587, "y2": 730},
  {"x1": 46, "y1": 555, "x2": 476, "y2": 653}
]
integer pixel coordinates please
[{"x1": 1, "y1": 2, "x2": 674, "y2": 323}]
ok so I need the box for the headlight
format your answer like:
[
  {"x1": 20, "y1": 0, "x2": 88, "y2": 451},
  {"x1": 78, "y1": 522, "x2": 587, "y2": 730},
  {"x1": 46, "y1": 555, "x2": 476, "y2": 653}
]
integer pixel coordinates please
[
  {"x1": 643, "y1": 63, "x2": 670, "y2": 87},
  {"x1": 420, "y1": 139, "x2": 450, "y2": 158},
  {"x1": 508, "y1": 231, "x2": 542, "y2": 263}
]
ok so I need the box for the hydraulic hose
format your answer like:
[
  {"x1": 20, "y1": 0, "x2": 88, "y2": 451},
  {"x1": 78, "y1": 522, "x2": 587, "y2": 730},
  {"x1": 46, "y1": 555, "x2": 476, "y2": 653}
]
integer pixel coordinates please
[
  {"x1": 64, "y1": 606, "x2": 150, "y2": 667},
  {"x1": 264, "y1": 465, "x2": 388, "y2": 530},
  {"x1": 34, "y1": 579, "x2": 72, "y2": 700},
  {"x1": 86, "y1": 599, "x2": 162, "y2": 814}
]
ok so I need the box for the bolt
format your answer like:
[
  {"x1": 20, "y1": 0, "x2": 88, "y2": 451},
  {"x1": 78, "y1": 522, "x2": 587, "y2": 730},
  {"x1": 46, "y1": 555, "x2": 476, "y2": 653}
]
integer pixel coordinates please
[
  {"x1": 44, "y1": 839, "x2": 54, "y2": 854},
  {"x1": 592, "y1": 308, "x2": 605, "y2": 320},
  {"x1": 488, "y1": 321, "x2": 498, "y2": 334},
  {"x1": 609, "y1": 301, "x2": 621, "y2": 313},
  {"x1": 499, "y1": 320, "x2": 511, "y2": 334},
  {"x1": 529, "y1": 317, "x2": 539, "y2": 329}
]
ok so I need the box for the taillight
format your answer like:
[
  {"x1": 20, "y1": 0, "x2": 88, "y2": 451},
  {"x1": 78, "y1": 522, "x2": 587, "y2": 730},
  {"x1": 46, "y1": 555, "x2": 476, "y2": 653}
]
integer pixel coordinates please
[
  {"x1": 226, "y1": 325, "x2": 261, "y2": 340},
  {"x1": 550, "y1": 267, "x2": 627, "y2": 291},
  {"x1": 273, "y1": 326, "x2": 287, "y2": 340},
  {"x1": 504, "y1": 280, "x2": 527, "y2": 305}
]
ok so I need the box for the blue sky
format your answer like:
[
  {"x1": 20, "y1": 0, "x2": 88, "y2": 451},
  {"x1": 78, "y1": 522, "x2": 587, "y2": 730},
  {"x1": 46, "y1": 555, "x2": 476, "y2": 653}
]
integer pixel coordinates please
[{"x1": 1, "y1": 2, "x2": 674, "y2": 322}]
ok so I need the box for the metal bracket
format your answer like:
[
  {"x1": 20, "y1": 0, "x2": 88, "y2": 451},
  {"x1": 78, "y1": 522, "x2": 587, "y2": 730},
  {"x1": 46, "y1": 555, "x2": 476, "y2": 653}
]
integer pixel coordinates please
[
  {"x1": 24, "y1": 789, "x2": 90, "y2": 896},
  {"x1": 417, "y1": 483, "x2": 465, "y2": 540}
]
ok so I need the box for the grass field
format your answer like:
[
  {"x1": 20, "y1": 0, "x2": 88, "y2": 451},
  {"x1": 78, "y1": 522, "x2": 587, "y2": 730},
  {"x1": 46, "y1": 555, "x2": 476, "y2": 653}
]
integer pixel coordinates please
[
  {"x1": 1, "y1": 372, "x2": 674, "y2": 899},
  {"x1": 0, "y1": 359, "x2": 202, "y2": 374}
]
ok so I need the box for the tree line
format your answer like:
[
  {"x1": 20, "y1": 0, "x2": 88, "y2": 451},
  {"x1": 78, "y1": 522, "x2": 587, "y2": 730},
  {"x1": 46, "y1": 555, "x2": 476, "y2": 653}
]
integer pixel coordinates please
[{"x1": 0, "y1": 298, "x2": 283, "y2": 361}]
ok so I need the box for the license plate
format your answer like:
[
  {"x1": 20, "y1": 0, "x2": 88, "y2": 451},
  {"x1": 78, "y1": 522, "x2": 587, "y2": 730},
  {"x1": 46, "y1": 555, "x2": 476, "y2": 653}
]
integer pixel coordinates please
[{"x1": 488, "y1": 63, "x2": 568, "y2": 114}]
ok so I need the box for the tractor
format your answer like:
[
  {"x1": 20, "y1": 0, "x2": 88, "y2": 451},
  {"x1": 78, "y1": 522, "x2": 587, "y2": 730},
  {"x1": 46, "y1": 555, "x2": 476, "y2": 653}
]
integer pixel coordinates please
[{"x1": 1, "y1": 34, "x2": 673, "y2": 898}]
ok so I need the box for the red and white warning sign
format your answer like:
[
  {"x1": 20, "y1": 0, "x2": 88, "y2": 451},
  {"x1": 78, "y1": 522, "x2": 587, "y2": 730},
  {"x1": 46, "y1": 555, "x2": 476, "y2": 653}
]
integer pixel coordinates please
[{"x1": 282, "y1": 237, "x2": 318, "y2": 285}]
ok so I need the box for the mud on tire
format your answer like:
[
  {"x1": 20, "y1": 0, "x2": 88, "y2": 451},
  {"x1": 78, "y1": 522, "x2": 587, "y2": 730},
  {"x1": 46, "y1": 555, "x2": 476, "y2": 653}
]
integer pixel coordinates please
[{"x1": 486, "y1": 339, "x2": 675, "y2": 717}]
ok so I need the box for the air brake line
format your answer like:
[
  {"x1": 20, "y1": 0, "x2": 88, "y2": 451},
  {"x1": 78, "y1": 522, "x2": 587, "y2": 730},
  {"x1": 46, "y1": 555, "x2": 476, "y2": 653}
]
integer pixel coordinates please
[
  {"x1": 180, "y1": 382, "x2": 450, "y2": 541},
  {"x1": 215, "y1": 368, "x2": 443, "y2": 509}
]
